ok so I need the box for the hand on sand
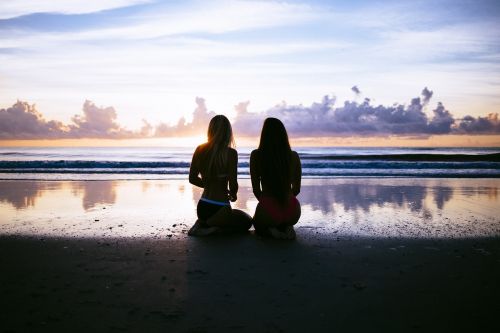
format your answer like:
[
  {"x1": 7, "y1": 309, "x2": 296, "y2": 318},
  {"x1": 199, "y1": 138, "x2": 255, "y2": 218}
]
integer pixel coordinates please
[
  {"x1": 188, "y1": 220, "x2": 220, "y2": 237},
  {"x1": 269, "y1": 226, "x2": 296, "y2": 240}
]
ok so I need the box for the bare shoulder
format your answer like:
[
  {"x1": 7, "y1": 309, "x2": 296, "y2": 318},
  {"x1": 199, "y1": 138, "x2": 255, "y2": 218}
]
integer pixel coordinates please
[
  {"x1": 196, "y1": 143, "x2": 209, "y2": 152},
  {"x1": 192, "y1": 143, "x2": 209, "y2": 164},
  {"x1": 291, "y1": 150, "x2": 300, "y2": 161},
  {"x1": 227, "y1": 147, "x2": 238, "y2": 160},
  {"x1": 250, "y1": 149, "x2": 260, "y2": 159}
]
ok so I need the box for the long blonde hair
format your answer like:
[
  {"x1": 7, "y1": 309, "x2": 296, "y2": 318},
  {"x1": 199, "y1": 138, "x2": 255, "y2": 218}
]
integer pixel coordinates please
[{"x1": 205, "y1": 115, "x2": 234, "y2": 178}]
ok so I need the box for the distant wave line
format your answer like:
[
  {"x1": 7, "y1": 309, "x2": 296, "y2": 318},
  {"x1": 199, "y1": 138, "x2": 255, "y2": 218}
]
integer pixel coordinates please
[
  {"x1": 299, "y1": 153, "x2": 500, "y2": 162},
  {"x1": 1, "y1": 160, "x2": 499, "y2": 170},
  {"x1": 0, "y1": 169, "x2": 499, "y2": 178},
  {"x1": 0, "y1": 161, "x2": 192, "y2": 168}
]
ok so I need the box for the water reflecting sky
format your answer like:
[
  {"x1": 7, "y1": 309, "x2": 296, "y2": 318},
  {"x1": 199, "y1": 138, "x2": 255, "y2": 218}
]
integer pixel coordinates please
[{"x1": 0, "y1": 179, "x2": 499, "y2": 238}]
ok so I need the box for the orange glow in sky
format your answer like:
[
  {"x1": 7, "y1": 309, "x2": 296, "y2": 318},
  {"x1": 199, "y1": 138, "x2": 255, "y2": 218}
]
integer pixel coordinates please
[{"x1": 0, "y1": 135, "x2": 499, "y2": 148}]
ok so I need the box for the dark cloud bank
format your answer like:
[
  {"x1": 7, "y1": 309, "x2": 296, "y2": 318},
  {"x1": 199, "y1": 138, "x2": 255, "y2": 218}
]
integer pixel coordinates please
[
  {"x1": 0, "y1": 100, "x2": 134, "y2": 139},
  {"x1": 0, "y1": 88, "x2": 499, "y2": 140}
]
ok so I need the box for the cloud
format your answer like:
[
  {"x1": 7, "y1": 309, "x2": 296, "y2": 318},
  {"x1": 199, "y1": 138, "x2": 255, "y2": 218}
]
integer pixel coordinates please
[
  {"x1": 351, "y1": 85, "x2": 361, "y2": 95},
  {"x1": 1, "y1": 1, "x2": 319, "y2": 44},
  {"x1": 68, "y1": 100, "x2": 134, "y2": 138},
  {"x1": 456, "y1": 113, "x2": 500, "y2": 134},
  {"x1": 232, "y1": 101, "x2": 264, "y2": 136},
  {"x1": 139, "y1": 119, "x2": 153, "y2": 137},
  {"x1": 1, "y1": 88, "x2": 499, "y2": 140},
  {"x1": 0, "y1": 0, "x2": 151, "y2": 19},
  {"x1": 0, "y1": 100, "x2": 134, "y2": 139},
  {"x1": 427, "y1": 102, "x2": 454, "y2": 134},
  {"x1": 421, "y1": 87, "x2": 433, "y2": 104},
  {"x1": 0, "y1": 101, "x2": 66, "y2": 139},
  {"x1": 154, "y1": 97, "x2": 216, "y2": 137},
  {"x1": 232, "y1": 88, "x2": 500, "y2": 137}
]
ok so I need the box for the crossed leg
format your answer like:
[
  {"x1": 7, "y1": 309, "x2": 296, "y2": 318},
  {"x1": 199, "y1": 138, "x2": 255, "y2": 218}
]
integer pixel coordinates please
[{"x1": 188, "y1": 206, "x2": 252, "y2": 237}]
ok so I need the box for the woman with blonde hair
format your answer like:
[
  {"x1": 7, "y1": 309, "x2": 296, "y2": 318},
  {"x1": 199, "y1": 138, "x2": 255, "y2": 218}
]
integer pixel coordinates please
[
  {"x1": 188, "y1": 115, "x2": 252, "y2": 236},
  {"x1": 250, "y1": 117, "x2": 301, "y2": 239}
]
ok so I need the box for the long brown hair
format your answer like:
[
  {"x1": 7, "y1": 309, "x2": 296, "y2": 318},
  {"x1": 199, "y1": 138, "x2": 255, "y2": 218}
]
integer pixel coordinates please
[
  {"x1": 205, "y1": 115, "x2": 234, "y2": 178},
  {"x1": 258, "y1": 117, "x2": 291, "y2": 203}
]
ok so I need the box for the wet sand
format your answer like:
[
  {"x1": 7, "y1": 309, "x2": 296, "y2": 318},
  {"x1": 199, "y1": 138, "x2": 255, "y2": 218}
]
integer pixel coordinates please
[
  {"x1": 1, "y1": 235, "x2": 499, "y2": 332},
  {"x1": 1, "y1": 179, "x2": 500, "y2": 332}
]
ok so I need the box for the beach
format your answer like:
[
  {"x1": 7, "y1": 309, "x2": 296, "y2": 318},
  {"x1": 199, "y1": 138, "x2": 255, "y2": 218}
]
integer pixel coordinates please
[
  {"x1": 3, "y1": 0, "x2": 500, "y2": 330},
  {"x1": 1, "y1": 178, "x2": 500, "y2": 332}
]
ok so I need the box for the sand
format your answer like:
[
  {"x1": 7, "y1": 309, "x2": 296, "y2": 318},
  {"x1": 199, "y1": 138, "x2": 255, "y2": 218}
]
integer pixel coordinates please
[
  {"x1": 1, "y1": 234, "x2": 499, "y2": 332},
  {"x1": 1, "y1": 178, "x2": 499, "y2": 332}
]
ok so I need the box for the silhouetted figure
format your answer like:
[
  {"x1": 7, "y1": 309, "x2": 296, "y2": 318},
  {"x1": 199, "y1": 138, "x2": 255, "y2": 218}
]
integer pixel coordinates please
[
  {"x1": 188, "y1": 115, "x2": 252, "y2": 236},
  {"x1": 250, "y1": 118, "x2": 302, "y2": 239}
]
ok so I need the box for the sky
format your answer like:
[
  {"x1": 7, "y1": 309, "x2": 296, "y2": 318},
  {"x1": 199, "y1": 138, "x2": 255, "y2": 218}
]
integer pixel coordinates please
[{"x1": 0, "y1": 0, "x2": 499, "y2": 145}]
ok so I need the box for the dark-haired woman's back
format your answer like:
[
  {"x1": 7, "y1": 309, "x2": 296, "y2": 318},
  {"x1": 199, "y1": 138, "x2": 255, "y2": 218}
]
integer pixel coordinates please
[{"x1": 250, "y1": 117, "x2": 302, "y2": 239}]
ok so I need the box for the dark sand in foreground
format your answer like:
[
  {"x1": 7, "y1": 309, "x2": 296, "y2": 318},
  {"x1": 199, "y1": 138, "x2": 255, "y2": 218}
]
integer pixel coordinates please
[
  {"x1": 1, "y1": 178, "x2": 499, "y2": 332},
  {"x1": 1, "y1": 234, "x2": 499, "y2": 332}
]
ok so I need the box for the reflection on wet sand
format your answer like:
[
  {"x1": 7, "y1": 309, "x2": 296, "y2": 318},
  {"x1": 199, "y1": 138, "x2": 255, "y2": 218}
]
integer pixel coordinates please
[
  {"x1": 0, "y1": 180, "x2": 118, "y2": 211},
  {"x1": 0, "y1": 181, "x2": 64, "y2": 209},
  {"x1": 78, "y1": 181, "x2": 117, "y2": 211},
  {"x1": 0, "y1": 179, "x2": 463, "y2": 216},
  {"x1": 0, "y1": 178, "x2": 499, "y2": 238},
  {"x1": 190, "y1": 179, "x2": 455, "y2": 215},
  {"x1": 434, "y1": 186, "x2": 453, "y2": 209},
  {"x1": 293, "y1": 179, "x2": 500, "y2": 238},
  {"x1": 299, "y1": 183, "x2": 438, "y2": 213}
]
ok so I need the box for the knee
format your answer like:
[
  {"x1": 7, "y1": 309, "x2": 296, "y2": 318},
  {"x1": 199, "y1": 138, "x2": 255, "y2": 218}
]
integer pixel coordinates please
[
  {"x1": 232, "y1": 209, "x2": 252, "y2": 230},
  {"x1": 290, "y1": 202, "x2": 301, "y2": 225}
]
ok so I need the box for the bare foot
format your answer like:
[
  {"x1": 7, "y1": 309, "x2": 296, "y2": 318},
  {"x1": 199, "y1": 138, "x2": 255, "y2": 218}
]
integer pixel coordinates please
[
  {"x1": 268, "y1": 226, "x2": 296, "y2": 240},
  {"x1": 283, "y1": 225, "x2": 296, "y2": 240},
  {"x1": 188, "y1": 220, "x2": 219, "y2": 237},
  {"x1": 267, "y1": 227, "x2": 286, "y2": 240}
]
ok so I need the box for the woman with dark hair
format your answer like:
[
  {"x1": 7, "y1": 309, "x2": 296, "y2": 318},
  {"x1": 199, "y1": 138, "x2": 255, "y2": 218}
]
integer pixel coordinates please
[
  {"x1": 250, "y1": 117, "x2": 302, "y2": 239},
  {"x1": 188, "y1": 115, "x2": 252, "y2": 236}
]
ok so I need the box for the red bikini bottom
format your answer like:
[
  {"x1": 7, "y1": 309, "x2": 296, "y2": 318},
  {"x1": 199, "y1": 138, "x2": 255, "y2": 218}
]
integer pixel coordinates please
[{"x1": 259, "y1": 196, "x2": 299, "y2": 224}]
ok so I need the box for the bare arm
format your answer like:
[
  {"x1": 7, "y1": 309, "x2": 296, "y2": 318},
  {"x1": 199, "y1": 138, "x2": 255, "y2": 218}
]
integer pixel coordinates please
[
  {"x1": 228, "y1": 148, "x2": 238, "y2": 202},
  {"x1": 189, "y1": 146, "x2": 204, "y2": 188},
  {"x1": 250, "y1": 150, "x2": 262, "y2": 200},
  {"x1": 291, "y1": 151, "x2": 301, "y2": 196}
]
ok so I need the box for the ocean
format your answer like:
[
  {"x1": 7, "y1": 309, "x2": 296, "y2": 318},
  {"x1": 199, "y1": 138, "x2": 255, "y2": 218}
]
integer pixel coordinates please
[{"x1": 0, "y1": 146, "x2": 499, "y2": 180}]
